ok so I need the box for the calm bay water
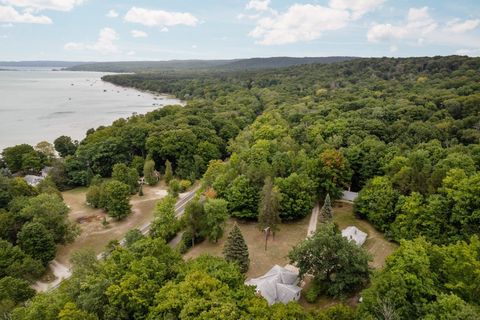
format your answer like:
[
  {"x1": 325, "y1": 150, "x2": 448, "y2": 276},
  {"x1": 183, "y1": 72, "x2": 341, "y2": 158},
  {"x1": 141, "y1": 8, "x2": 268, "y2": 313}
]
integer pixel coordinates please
[{"x1": 0, "y1": 69, "x2": 181, "y2": 151}]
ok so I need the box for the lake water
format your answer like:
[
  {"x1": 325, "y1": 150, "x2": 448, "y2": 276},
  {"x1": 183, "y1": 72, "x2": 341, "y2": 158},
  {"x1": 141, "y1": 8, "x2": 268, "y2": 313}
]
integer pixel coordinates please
[{"x1": 0, "y1": 69, "x2": 181, "y2": 151}]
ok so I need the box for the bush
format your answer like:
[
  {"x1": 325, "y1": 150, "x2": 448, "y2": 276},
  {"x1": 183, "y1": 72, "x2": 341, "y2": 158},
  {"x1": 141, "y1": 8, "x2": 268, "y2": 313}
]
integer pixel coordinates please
[
  {"x1": 168, "y1": 179, "x2": 181, "y2": 196},
  {"x1": 179, "y1": 179, "x2": 192, "y2": 192},
  {"x1": 305, "y1": 280, "x2": 322, "y2": 303}
]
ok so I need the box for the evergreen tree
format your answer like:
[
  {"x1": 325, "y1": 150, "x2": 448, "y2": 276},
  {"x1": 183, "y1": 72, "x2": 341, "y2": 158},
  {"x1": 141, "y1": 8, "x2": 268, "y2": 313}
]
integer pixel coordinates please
[
  {"x1": 320, "y1": 193, "x2": 333, "y2": 221},
  {"x1": 258, "y1": 176, "x2": 281, "y2": 236},
  {"x1": 143, "y1": 159, "x2": 158, "y2": 186},
  {"x1": 223, "y1": 223, "x2": 250, "y2": 273},
  {"x1": 164, "y1": 160, "x2": 173, "y2": 183}
]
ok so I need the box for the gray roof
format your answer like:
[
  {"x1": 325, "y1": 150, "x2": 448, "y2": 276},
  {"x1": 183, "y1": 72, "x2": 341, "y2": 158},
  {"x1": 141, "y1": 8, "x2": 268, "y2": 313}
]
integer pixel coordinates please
[
  {"x1": 342, "y1": 190, "x2": 358, "y2": 202},
  {"x1": 245, "y1": 265, "x2": 302, "y2": 305},
  {"x1": 24, "y1": 175, "x2": 44, "y2": 187},
  {"x1": 342, "y1": 226, "x2": 368, "y2": 246}
]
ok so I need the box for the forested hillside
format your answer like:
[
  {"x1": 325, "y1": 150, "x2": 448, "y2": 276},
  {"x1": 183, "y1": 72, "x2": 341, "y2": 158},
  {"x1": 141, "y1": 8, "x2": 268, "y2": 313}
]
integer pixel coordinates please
[
  {"x1": 66, "y1": 56, "x2": 355, "y2": 72},
  {"x1": 3, "y1": 56, "x2": 480, "y2": 319}
]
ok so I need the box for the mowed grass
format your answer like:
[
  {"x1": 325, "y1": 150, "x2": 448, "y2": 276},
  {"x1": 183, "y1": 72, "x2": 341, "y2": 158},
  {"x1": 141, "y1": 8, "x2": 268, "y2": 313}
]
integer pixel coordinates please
[
  {"x1": 332, "y1": 201, "x2": 398, "y2": 269},
  {"x1": 184, "y1": 215, "x2": 310, "y2": 279},
  {"x1": 55, "y1": 184, "x2": 168, "y2": 266}
]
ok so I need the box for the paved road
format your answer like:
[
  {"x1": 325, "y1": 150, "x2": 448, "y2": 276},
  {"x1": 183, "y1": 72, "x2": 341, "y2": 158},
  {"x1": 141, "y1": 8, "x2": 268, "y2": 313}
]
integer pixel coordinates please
[
  {"x1": 307, "y1": 203, "x2": 320, "y2": 237},
  {"x1": 35, "y1": 186, "x2": 199, "y2": 292}
]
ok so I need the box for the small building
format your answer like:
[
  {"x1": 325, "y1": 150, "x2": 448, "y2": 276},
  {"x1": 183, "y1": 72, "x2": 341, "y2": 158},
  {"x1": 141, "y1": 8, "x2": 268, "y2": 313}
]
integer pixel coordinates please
[
  {"x1": 341, "y1": 190, "x2": 358, "y2": 203},
  {"x1": 342, "y1": 226, "x2": 367, "y2": 246},
  {"x1": 245, "y1": 265, "x2": 302, "y2": 305},
  {"x1": 41, "y1": 166, "x2": 53, "y2": 177},
  {"x1": 24, "y1": 175, "x2": 44, "y2": 187}
]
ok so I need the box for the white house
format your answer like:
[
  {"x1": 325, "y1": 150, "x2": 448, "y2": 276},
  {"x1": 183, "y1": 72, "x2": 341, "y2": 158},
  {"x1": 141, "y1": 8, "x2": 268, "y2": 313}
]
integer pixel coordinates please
[
  {"x1": 24, "y1": 175, "x2": 44, "y2": 187},
  {"x1": 245, "y1": 265, "x2": 302, "y2": 305},
  {"x1": 342, "y1": 226, "x2": 367, "y2": 246}
]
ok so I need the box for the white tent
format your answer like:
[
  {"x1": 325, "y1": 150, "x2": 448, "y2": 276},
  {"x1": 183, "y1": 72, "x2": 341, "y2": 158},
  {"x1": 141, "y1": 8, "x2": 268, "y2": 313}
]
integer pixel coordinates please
[
  {"x1": 245, "y1": 265, "x2": 302, "y2": 305},
  {"x1": 342, "y1": 226, "x2": 367, "y2": 246}
]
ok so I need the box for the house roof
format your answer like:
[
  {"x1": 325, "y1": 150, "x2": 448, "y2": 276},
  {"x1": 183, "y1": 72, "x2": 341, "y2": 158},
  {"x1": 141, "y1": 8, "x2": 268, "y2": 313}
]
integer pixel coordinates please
[
  {"x1": 24, "y1": 175, "x2": 44, "y2": 186},
  {"x1": 245, "y1": 265, "x2": 302, "y2": 305},
  {"x1": 341, "y1": 190, "x2": 359, "y2": 202},
  {"x1": 342, "y1": 226, "x2": 368, "y2": 246}
]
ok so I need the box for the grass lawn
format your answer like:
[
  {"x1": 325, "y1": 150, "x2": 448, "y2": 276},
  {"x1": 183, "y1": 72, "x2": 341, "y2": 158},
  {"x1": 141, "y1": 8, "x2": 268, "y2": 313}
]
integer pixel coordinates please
[
  {"x1": 333, "y1": 201, "x2": 398, "y2": 269},
  {"x1": 184, "y1": 215, "x2": 310, "y2": 279},
  {"x1": 183, "y1": 201, "x2": 398, "y2": 311},
  {"x1": 55, "y1": 183, "x2": 168, "y2": 266}
]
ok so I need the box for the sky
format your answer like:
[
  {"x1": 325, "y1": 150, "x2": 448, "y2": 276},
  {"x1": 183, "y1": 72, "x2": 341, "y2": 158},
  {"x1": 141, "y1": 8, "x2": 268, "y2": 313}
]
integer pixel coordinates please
[{"x1": 0, "y1": 0, "x2": 479, "y2": 61}]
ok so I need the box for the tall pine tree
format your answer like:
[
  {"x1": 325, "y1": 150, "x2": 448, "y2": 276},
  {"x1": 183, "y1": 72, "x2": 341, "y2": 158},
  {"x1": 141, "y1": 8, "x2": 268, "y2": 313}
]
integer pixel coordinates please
[
  {"x1": 223, "y1": 223, "x2": 250, "y2": 273},
  {"x1": 258, "y1": 176, "x2": 281, "y2": 236},
  {"x1": 320, "y1": 193, "x2": 333, "y2": 221},
  {"x1": 164, "y1": 160, "x2": 173, "y2": 183}
]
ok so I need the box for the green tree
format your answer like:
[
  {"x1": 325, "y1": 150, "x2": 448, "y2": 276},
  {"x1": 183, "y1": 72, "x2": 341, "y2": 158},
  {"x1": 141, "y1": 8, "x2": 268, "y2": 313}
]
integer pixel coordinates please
[
  {"x1": 183, "y1": 199, "x2": 205, "y2": 247},
  {"x1": 164, "y1": 159, "x2": 173, "y2": 183},
  {"x1": 226, "y1": 175, "x2": 259, "y2": 219},
  {"x1": 2, "y1": 144, "x2": 36, "y2": 173},
  {"x1": 313, "y1": 149, "x2": 352, "y2": 199},
  {"x1": 358, "y1": 238, "x2": 438, "y2": 319},
  {"x1": 0, "y1": 239, "x2": 44, "y2": 280},
  {"x1": 204, "y1": 198, "x2": 229, "y2": 242},
  {"x1": 17, "y1": 222, "x2": 56, "y2": 265},
  {"x1": 0, "y1": 276, "x2": 35, "y2": 303},
  {"x1": 289, "y1": 222, "x2": 370, "y2": 298},
  {"x1": 102, "y1": 180, "x2": 131, "y2": 219},
  {"x1": 423, "y1": 294, "x2": 479, "y2": 320},
  {"x1": 320, "y1": 193, "x2": 333, "y2": 221},
  {"x1": 223, "y1": 223, "x2": 249, "y2": 273},
  {"x1": 275, "y1": 173, "x2": 315, "y2": 221},
  {"x1": 21, "y1": 151, "x2": 43, "y2": 173},
  {"x1": 111, "y1": 163, "x2": 139, "y2": 194},
  {"x1": 54, "y1": 135, "x2": 77, "y2": 158},
  {"x1": 58, "y1": 302, "x2": 98, "y2": 320},
  {"x1": 168, "y1": 179, "x2": 181, "y2": 197},
  {"x1": 354, "y1": 176, "x2": 398, "y2": 232},
  {"x1": 20, "y1": 193, "x2": 77, "y2": 244},
  {"x1": 143, "y1": 159, "x2": 157, "y2": 185},
  {"x1": 124, "y1": 229, "x2": 144, "y2": 247},
  {"x1": 258, "y1": 176, "x2": 281, "y2": 235},
  {"x1": 150, "y1": 195, "x2": 178, "y2": 241},
  {"x1": 86, "y1": 184, "x2": 101, "y2": 208}
]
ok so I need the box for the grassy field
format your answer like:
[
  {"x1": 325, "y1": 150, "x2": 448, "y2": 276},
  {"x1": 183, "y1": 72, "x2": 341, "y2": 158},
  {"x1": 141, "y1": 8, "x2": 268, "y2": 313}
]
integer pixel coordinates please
[
  {"x1": 184, "y1": 200, "x2": 398, "y2": 310},
  {"x1": 55, "y1": 183, "x2": 168, "y2": 265},
  {"x1": 332, "y1": 202, "x2": 398, "y2": 269},
  {"x1": 184, "y1": 215, "x2": 310, "y2": 279}
]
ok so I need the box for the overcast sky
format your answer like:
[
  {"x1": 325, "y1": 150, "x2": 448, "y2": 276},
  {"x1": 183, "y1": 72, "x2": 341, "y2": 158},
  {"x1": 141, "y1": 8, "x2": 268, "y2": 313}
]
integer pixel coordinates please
[{"x1": 1, "y1": 0, "x2": 479, "y2": 61}]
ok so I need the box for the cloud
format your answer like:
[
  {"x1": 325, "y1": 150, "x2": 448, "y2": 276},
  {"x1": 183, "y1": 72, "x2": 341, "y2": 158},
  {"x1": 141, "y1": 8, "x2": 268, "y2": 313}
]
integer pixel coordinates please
[
  {"x1": 131, "y1": 29, "x2": 147, "y2": 38},
  {"x1": 126, "y1": 50, "x2": 135, "y2": 56},
  {"x1": 366, "y1": 6, "x2": 480, "y2": 52},
  {"x1": 367, "y1": 7, "x2": 437, "y2": 43},
  {"x1": 249, "y1": 4, "x2": 350, "y2": 45},
  {"x1": 106, "y1": 9, "x2": 118, "y2": 18},
  {"x1": 64, "y1": 27, "x2": 119, "y2": 54},
  {"x1": 455, "y1": 48, "x2": 480, "y2": 56},
  {"x1": 446, "y1": 19, "x2": 480, "y2": 33},
  {"x1": 0, "y1": 0, "x2": 84, "y2": 11},
  {"x1": 124, "y1": 7, "x2": 198, "y2": 28},
  {"x1": 246, "y1": 0, "x2": 270, "y2": 11},
  {"x1": 247, "y1": 0, "x2": 385, "y2": 45},
  {"x1": 0, "y1": 5, "x2": 51, "y2": 23},
  {"x1": 329, "y1": 0, "x2": 385, "y2": 20}
]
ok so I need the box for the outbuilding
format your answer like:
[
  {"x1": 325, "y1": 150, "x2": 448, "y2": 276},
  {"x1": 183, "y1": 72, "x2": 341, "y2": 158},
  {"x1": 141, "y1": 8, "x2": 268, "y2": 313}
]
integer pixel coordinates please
[{"x1": 342, "y1": 226, "x2": 367, "y2": 246}]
